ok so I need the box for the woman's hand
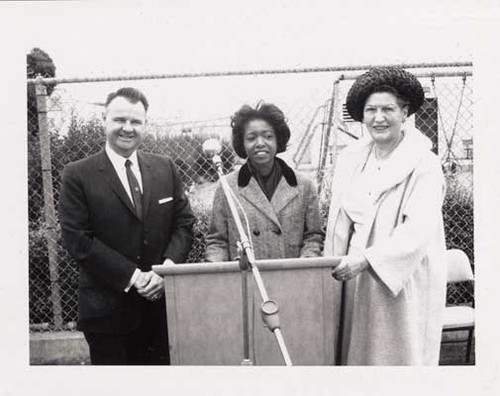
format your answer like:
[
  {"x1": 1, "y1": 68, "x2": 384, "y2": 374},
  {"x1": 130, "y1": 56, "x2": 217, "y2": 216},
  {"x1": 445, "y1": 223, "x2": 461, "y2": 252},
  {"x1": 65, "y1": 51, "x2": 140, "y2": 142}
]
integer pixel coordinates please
[{"x1": 332, "y1": 254, "x2": 369, "y2": 281}]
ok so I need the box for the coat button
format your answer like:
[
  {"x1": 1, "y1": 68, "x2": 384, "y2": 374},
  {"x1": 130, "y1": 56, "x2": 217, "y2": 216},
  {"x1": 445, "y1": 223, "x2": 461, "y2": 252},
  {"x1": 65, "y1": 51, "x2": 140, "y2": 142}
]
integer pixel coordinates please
[
  {"x1": 136, "y1": 255, "x2": 141, "y2": 261},
  {"x1": 253, "y1": 230, "x2": 260, "y2": 236},
  {"x1": 272, "y1": 228, "x2": 282, "y2": 235},
  {"x1": 143, "y1": 239, "x2": 149, "y2": 245}
]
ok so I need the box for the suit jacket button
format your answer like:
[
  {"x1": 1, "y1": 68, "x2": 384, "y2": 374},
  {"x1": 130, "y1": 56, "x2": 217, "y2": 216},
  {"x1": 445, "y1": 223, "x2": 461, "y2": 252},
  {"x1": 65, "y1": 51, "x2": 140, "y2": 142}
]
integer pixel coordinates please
[
  {"x1": 253, "y1": 230, "x2": 260, "y2": 236},
  {"x1": 143, "y1": 240, "x2": 149, "y2": 245},
  {"x1": 137, "y1": 255, "x2": 141, "y2": 261}
]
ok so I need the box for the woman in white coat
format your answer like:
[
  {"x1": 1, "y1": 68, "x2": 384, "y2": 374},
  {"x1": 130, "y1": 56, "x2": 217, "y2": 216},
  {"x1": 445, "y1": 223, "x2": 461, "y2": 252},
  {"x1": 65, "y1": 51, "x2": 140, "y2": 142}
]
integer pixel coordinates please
[
  {"x1": 205, "y1": 102, "x2": 323, "y2": 262},
  {"x1": 325, "y1": 67, "x2": 447, "y2": 365}
]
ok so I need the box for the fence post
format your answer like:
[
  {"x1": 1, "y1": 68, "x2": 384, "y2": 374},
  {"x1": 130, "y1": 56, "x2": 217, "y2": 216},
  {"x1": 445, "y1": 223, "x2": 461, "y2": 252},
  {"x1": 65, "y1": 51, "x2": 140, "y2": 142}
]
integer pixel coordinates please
[
  {"x1": 328, "y1": 79, "x2": 341, "y2": 174},
  {"x1": 35, "y1": 81, "x2": 63, "y2": 330},
  {"x1": 317, "y1": 78, "x2": 339, "y2": 194}
]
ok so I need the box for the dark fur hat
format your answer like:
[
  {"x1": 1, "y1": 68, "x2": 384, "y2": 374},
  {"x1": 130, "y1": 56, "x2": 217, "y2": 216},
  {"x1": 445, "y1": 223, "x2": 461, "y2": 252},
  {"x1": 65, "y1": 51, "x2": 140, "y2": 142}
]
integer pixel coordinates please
[{"x1": 346, "y1": 67, "x2": 425, "y2": 122}]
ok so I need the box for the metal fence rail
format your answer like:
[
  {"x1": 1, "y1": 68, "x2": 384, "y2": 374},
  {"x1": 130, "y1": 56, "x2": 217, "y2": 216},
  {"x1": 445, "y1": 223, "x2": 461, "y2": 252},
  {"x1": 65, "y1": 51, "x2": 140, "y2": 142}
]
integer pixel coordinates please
[
  {"x1": 27, "y1": 62, "x2": 474, "y2": 331},
  {"x1": 27, "y1": 61, "x2": 472, "y2": 86}
]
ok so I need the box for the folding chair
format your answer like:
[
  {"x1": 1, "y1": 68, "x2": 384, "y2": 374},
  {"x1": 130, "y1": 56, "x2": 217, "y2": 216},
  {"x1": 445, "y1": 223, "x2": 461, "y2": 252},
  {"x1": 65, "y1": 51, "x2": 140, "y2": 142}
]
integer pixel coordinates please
[{"x1": 442, "y1": 249, "x2": 475, "y2": 363}]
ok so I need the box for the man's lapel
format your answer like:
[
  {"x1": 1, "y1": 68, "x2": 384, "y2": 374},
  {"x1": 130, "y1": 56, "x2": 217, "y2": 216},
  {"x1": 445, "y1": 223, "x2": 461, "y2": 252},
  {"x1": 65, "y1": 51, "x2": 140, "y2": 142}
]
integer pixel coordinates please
[
  {"x1": 98, "y1": 150, "x2": 139, "y2": 219},
  {"x1": 138, "y1": 152, "x2": 153, "y2": 219}
]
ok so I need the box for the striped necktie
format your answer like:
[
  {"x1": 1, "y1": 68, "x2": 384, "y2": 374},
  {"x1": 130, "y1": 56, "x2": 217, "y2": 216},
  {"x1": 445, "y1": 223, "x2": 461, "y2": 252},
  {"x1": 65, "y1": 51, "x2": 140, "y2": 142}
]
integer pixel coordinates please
[{"x1": 125, "y1": 159, "x2": 143, "y2": 220}]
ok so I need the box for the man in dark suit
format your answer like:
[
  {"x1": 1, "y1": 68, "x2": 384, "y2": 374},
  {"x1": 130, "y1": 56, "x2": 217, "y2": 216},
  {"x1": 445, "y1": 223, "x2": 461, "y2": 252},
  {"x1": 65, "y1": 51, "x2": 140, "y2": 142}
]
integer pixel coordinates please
[{"x1": 59, "y1": 87, "x2": 195, "y2": 365}]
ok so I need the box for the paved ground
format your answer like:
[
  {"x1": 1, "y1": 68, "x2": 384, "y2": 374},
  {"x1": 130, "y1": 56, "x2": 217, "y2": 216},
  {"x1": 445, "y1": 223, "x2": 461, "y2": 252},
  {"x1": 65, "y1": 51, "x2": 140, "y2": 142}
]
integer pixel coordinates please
[
  {"x1": 30, "y1": 331, "x2": 474, "y2": 365},
  {"x1": 30, "y1": 331, "x2": 89, "y2": 365}
]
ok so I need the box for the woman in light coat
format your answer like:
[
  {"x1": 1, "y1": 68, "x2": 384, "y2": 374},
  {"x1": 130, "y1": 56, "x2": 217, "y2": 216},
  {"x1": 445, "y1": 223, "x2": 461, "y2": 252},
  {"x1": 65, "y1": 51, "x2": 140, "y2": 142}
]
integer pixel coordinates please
[
  {"x1": 325, "y1": 67, "x2": 447, "y2": 365},
  {"x1": 205, "y1": 102, "x2": 323, "y2": 262}
]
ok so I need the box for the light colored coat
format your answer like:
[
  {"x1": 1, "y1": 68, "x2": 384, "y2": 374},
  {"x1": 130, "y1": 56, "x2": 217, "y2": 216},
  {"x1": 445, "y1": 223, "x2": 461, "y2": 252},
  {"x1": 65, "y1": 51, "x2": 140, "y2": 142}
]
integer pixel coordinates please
[
  {"x1": 324, "y1": 126, "x2": 447, "y2": 365},
  {"x1": 206, "y1": 161, "x2": 323, "y2": 262}
]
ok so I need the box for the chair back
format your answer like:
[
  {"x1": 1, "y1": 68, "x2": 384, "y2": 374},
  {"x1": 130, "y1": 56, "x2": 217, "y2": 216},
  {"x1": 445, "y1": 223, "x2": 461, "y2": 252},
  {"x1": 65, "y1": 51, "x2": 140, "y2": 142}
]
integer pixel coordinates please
[{"x1": 446, "y1": 249, "x2": 473, "y2": 283}]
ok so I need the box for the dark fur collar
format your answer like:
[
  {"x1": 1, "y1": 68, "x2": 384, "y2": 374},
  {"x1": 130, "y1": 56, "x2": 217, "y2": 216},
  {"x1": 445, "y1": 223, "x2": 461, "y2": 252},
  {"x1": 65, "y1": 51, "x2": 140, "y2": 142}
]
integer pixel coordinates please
[{"x1": 237, "y1": 157, "x2": 297, "y2": 187}]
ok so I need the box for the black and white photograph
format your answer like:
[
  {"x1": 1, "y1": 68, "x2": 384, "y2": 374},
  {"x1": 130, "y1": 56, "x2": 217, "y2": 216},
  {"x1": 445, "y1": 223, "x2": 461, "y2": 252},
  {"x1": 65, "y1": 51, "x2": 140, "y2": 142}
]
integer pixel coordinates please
[{"x1": 1, "y1": 0, "x2": 500, "y2": 394}]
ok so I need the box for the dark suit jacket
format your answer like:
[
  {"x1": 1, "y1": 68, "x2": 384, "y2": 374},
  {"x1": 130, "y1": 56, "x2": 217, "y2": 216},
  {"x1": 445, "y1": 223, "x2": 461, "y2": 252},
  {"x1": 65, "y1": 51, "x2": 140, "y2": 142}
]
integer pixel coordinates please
[{"x1": 59, "y1": 150, "x2": 195, "y2": 334}]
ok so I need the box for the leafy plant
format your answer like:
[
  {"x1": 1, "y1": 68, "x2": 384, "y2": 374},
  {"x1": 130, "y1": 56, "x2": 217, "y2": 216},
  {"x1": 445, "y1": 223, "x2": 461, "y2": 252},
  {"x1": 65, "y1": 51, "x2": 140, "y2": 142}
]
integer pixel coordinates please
[{"x1": 28, "y1": 113, "x2": 236, "y2": 326}]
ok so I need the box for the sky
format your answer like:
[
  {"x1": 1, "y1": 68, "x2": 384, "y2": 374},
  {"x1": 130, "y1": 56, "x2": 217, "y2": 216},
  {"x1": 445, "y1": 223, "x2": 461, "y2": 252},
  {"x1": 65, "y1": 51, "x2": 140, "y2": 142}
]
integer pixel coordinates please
[
  {"x1": 9, "y1": 0, "x2": 485, "y2": 143},
  {"x1": 12, "y1": 0, "x2": 485, "y2": 76},
  {"x1": 2, "y1": 1, "x2": 500, "y2": 395}
]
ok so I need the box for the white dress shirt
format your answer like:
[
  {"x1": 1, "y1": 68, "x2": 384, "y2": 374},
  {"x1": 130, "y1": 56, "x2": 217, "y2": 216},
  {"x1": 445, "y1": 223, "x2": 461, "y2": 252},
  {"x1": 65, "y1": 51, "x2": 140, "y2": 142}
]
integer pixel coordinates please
[
  {"x1": 105, "y1": 143, "x2": 143, "y2": 203},
  {"x1": 104, "y1": 143, "x2": 143, "y2": 292}
]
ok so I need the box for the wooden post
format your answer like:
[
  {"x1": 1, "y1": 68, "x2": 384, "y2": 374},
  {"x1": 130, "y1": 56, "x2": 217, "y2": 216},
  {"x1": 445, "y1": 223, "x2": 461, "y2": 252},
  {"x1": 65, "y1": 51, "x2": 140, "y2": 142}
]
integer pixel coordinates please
[
  {"x1": 35, "y1": 81, "x2": 63, "y2": 330},
  {"x1": 329, "y1": 79, "x2": 341, "y2": 174}
]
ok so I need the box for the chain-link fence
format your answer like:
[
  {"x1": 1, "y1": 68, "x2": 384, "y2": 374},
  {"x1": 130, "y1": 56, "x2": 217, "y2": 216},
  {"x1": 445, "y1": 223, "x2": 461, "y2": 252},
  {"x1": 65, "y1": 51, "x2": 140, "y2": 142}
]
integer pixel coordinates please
[{"x1": 28, "y1": 63, "x2": 473, "y2": 331}]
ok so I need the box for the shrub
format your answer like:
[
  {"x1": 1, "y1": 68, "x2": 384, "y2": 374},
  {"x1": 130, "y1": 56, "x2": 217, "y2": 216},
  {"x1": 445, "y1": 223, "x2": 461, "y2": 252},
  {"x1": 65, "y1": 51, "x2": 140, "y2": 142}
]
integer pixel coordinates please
[
  {"x1": 186, "y1": 183, "x2": 217, "y2": 263},
  {"x1": 442, "y1": 173, "x2": 474, "y2": 305},
  {"x1": 28, "y1": 113, "x2": 235, "y2": 326},
  {"x1": 442, "y1": 173, "x2": 474, "y2": 266}
]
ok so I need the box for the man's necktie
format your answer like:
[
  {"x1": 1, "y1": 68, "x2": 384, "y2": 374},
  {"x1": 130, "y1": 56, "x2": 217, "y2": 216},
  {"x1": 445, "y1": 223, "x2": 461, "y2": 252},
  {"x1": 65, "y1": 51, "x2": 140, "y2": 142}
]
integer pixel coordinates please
[{"x1": 125, "y1": 159, "x2": 143, "y2": 220}]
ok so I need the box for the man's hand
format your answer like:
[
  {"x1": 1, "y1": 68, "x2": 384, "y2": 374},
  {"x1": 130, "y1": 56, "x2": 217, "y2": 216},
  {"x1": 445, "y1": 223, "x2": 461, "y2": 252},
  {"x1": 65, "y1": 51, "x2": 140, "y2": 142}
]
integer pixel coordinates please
[
  {"x1": 136, "y1": 271, "x2": 164, "y2": 301},
  {"x1": 132, "y1": 271, "x2": 148, "y2": 290},
  {"x1": 135, "y1": 259, "x2": 173, "y2": 301},
  {"x1": 331, "y1": 254, "x2": 369, "y2": 281},
  {"x1": 163, "y1": 258, "x2": 175, "y2": 266}
]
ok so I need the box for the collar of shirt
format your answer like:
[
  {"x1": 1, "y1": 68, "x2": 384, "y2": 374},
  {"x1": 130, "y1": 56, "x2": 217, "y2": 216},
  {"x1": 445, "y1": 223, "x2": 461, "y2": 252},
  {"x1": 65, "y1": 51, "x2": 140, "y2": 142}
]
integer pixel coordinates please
[
  {"x1": 105, "y1": 142, "x2": 139, "y2": 170},
  {"x1": 105, "y1": 142, "x2": 143, "y2": 195}
]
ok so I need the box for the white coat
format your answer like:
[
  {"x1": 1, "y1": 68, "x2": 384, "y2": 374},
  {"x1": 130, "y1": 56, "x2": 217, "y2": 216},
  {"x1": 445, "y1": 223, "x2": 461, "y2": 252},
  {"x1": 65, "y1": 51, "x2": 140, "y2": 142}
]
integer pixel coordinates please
[{"x1": 324, "y1": 126, "x2": 447, "y2": 365}]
